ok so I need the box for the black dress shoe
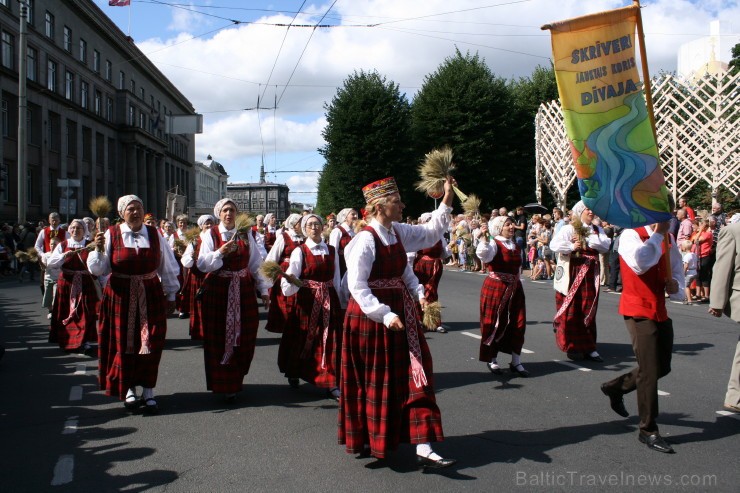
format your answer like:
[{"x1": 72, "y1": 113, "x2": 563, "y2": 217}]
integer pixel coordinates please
[
  {"x1": 509, "y1": 363, "x2": 530, "y2": 377},
  {"x1": 638, "y1": 433, "x2": 674, "y2": 453},
  {"x1": 124, "y1": 395, "x2": 140, "y2": 410},
  {"x1": 416, "y1": 455, "x2": 457, "y2": 469},
  {"x1": 288, "y1": 377, "x2": 300, "y2": 388},
  {"x1": 567, "y1": 351, "x2": 584, "y2": 361},
  {"x1": 600, "y1": 384, "x2": 629, "y2": 417},
  {"x1": 585, "y1": 353, "x2": 604, "y2": 362},
  {"x1": 225, "y1": 393, "x2": 237, "y2": 404},
  {"x1": 142, "y1": 398, "x2": 159, "y2": 415},
  {"x1": 487, "y1": 362, "x2": 503, "y2": 375}
]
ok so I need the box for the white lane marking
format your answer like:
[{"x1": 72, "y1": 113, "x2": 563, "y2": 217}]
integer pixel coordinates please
[
  {"x1": 74, "y1": 364, "x2": 87, "y2": 375},
  {"x1": 69, "y1": 386, "x2": 83, "y2": 401},
  {"x1": 716, "y1": 411, "x2": 740, "y2": 419},
  {"x1": 658, "y1": 390, "x2": 670, "y2": 396},
  {"x1": 460, "y1": 331, "x2": 534, "y2": 353},
  {"x1": 62, "y1": 417, "x2": 79, "y2": 435},
  {"x1": 50, "y1": 455, "x2": 74, "y2": 485},
  {"x1": 553, "y1": 359, "x2": 592, "y2": 372}
]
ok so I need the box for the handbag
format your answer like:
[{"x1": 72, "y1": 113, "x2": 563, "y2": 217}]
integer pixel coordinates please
[{"x1": 553, "y1": 252, "x2": 570, "y2": 295}]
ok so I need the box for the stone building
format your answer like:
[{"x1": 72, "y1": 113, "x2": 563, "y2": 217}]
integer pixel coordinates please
[
  {"x1": 226, "y1": 165, "x2": 290, "y2": 221},
  {"x1": 0, "y1": 0, "x2": 196, "y2": 222},
  {"x1": 189, "y1": 154, "x2": 228, "y2": 222}
]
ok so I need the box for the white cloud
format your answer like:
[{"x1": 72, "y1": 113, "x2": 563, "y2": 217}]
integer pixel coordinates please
[{"x1": 131, "y1": 0, "x2": 740, "y2": 199}]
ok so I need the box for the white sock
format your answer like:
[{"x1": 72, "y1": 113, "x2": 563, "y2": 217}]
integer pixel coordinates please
[
  {"x1": 142, "y1": 387, "x2": 155, "y2": 400},
  {"x1": 511, "y1": 353, "x2": 521, "y2": 366},
  {"x1": 330, "y1": 387, "x2": 340, "y2": 398},
  {"x1": 490, "y1": 357, "x2": 498, "y2": 366},
  {"x1": 126, "y1": 388, "x2": 137, "y2": 400},
  {"x1": 416, "y1": 442, "x2": 442, "y2": 460},
  {"x1": 589, "y1": 351, "x2": 600, "y2": 358}
]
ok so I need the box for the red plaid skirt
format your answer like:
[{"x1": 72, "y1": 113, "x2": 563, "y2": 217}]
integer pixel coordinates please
[
  {"x1": 554, "y1": 256, "x2": 600, "y2": 353},
  {"x1": 187, "y1": 267, "x2": 206, "y2": 340},
  {"x1": 339, "y1": 294, "x2": 443, "y2": 458},
  {"x1": 413, "y1": 256, "x2": 443, "y2": 303},
  {"x1": 201, "y1": 272, "x2": 259, "y2": 393},
  {"x1": 264, "y1": 279, "x2": 296, "y2": 333},
  {"x1": 49, "y1": 269, "x2": 99, "y2": 350},
  {"x1": 479, "y1": 275, "x2": 526, "y2": 359}
]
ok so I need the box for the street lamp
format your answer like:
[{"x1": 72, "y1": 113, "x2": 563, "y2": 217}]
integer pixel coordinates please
[{"x1": 17, "y1": 0, "x2": 29, "y2": 224}]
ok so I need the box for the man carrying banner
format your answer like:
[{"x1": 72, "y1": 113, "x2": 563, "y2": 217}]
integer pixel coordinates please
[{"x1": 600, "y1": 219, "x2": 683, "y2": 453}]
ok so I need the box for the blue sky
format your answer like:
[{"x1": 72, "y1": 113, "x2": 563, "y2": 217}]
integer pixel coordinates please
[{"x1": 94, "y1": 1, "x2": 740, "y2": 207}]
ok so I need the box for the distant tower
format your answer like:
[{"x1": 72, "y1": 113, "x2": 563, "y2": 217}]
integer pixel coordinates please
[{"x1": 259, "y1": 160, "x2": 266, "y2": 184}]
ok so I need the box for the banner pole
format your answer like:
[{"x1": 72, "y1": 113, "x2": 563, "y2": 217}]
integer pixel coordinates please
[{"x1": 634, "y1": 0, "x2": 673, "y2": 284}]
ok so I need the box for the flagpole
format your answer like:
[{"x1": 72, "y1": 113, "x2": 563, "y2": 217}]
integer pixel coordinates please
[
  {"x1": 633, "y1": 0, "x2": 672, "y2": 283},
  {"x1": 128, "y1": 1, "x2": 132, "y2": 37}
]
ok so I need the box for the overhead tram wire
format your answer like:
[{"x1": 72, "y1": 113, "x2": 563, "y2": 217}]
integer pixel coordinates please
[{"x1": 260, "y1": 0, "x2": 308, "y2": 103}]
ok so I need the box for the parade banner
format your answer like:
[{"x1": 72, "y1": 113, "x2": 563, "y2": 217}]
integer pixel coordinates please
[{"x1": 543, "y1": 5, "x2": 671, "y2": 228}]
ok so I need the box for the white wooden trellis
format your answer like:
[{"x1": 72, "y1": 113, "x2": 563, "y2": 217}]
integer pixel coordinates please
[{"x1": 535, "y1": 71, "x2": 740, "y2": 209}]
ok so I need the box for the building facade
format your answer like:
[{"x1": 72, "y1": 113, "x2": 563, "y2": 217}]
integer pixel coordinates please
[
  {"x1": 190, "y1": 154, "x2": 228, "y2": 222},
  {"x1": 0, "y1": 0, "x2": 196, "y2": 223},
  {"x1": 226, "y1": 166, "x2": 290, "y2": 221}
]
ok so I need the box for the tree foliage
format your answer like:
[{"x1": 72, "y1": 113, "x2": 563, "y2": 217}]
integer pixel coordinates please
[
  {"x1": 729, "y1": 42, "x2": 740, "y2": 75},
  {"x1": 316, "y1": 71, "x2": 414, "y2": 216}
]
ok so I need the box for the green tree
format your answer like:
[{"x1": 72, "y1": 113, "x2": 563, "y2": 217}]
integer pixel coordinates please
[
  {"x1": 316, "y1": 71, "x2": 415, "y2": 216},
  {"x1": 729, "y1": 42, "x2": 740, "y2": 75}
]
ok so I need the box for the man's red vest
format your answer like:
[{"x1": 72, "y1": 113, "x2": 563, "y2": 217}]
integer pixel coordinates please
[
  {"x1": 618, "y1": 227, "x2": 669, "y2": 322},
  {"x1": 44, "y1": 226, "x2": 66, "y2": 252}
]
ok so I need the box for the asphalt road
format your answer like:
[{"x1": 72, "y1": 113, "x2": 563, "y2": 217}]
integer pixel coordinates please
[{"x1": 0, "y1": 267, "x2": 738, "y2": 492}]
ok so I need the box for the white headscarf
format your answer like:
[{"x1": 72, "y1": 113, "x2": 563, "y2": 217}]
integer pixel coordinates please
[
  {"x1": 213, "y1": 198, "x2": 237, "y2": 218},
  {"x1": 419, "y1": 212, "x2": 433, "y2": 224},
  {"x1": 301, "y1": 214, "x2": 323, "y2": 237},
  {"x1": 68, "y1": 218, "x2": 88, "y2": 239},
  {"x1": 284, "y1": 213, "x2": 302, "y2": 229},
  {"x1": 337, "y1": 208, "x2": 355, "y2": 224},
  {"x1": 117, "y1": 195, "x2": 143, "y2": 217},
  {"x1": 490, "y1": 216, "x2": 511, "y2": 237},
  {"x1": 571, "y1": 200, "x2": 587, "y2": 218},
  {"x1": 264, "y1": 213, "x2": 275, "y2": 225},
  {"x1": 197, "y1": 214, "x2": 215, "y2": 228}
]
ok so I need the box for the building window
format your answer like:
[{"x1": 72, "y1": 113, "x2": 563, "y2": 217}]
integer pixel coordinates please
[
  {"x1": 64, "y1": 71, "x2": 74, "y2": 101},
  {"x1": 1, "y1": 31, "x2": 14, "y2": 69},
  {"x1": 93, "y1": 50, "x2": 100, "y2": 72},
  {"x1": 79, "y1": 38, "x2": 87, "y2": 63},
  {"x1": 118, "y1": 71, "x2": 125, "y2": 90},
  {"x1": 63, "y1": 26, "x2": 72, "y2": 52},
  {"x1": 80, "y1": 81, "x2": 88, "y2": 109},
  {"x1": 94, "y1": 90, "x2": 101, "y2": 116},
  {"x1": 45, "y1": 11, "x2": 54, "y2": 39},
  {"x1": 48, "y1": 111, "x2": 60, "y2": 152},
  {"x1": 65, "y1": 120, "x2": 76, "y2": 157},
  {"x1": 140, "y1": 87, "x2": 145, "y2": 100},
  {"x1": 106, "y1": 97, "x2": 113, "y2": 122},
  {"x1": 1, "y1": 98, "x2": 7, "y2": 137},
  {"x1": 47, "y1": 59, "x2": 56, "y2": 92},
  {"x1": 82, "y1": 127, "x2": 91, "y2": 162},
  {"x1": 105, "y1": 60, "x2": 111, "y2": 81},
  {"x1": 130, "y1": 79, "x2": 135, "y2": 93},
  {"x1": 129, "y1": 104, "x2": 135, "y2": 126},
  {"x1": 26, "y1": 46, "x2": 37, "y2": 81},
  {"x1": 140, "y1": 111, "x2": 145, "y2": 129},
  {"x1": 27, "y1": 0, "x2": 35, "y2": 26},
  {"x1": 1, "y1": 164, "x2": 8, "y2": 203}
]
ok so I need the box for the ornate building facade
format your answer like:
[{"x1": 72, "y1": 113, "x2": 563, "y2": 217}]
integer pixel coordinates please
[{"x1": 226, "y1": 165, "x2": 290, "y2": 221}]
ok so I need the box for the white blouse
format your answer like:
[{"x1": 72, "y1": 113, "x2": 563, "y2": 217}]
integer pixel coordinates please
[
  {"x1": 47, "y1": 237, "x2": 89, "y2": 269},
  {"x1": 265, "y1": 229, "x2": 304, "y2": 264},
  {"x1": 281, "y1": 238, "x2": 346, "y2": 307},
  {"x1": 328, "y1": 223, "x2": 354, "y2": 252},
  {"x1": 476, "y1": 235, "x2": 519, "y2": 265},
  {"x1": 618, "y1": 225, "x2": 684, "y2": 300},
  {"x1": 550, "y1": 223, "x2": 611, "y2": 254}
]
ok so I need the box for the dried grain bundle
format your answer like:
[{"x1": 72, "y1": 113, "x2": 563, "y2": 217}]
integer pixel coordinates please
[
  {"x1": 415, "y1": 147, "x2": 467, "y2": 201},
  {"x1": 463, "y1": 194, "x2": 481, "y2": 216},
  {"x1": 173, "y1": 239, "x2": 187, "y2": 256},
  {"x1": 183, "y1": 226, "x2": 201, "y2": 243},
  {"x1": 260, "y1": 260, "x2": 302, "y2": 287},
  {"x1": 422, "y1": 301, "x2": 442, "y2": 331},
  {"x1": 26, "y1": 247, "x2": 39, "y2": 264},
  {"x1": 89, "y1": 196, "x2": 112, "y2": 218},
  {"x1": 235, "y1": 213, "x2": 255, "y2": 238}
]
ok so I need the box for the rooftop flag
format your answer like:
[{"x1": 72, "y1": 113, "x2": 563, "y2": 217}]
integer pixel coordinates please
[
  {"x1": 542, "y1": 4, "x2": 671, "y2": 228},
  {"x1": 109, "y1": 0, "x2": 131, "y2": 6}
]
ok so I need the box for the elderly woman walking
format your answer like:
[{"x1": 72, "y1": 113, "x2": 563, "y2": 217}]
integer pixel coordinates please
[
  {"x1": 197, "y1": 198, "x2": 271, "y2": 402},
  {"x1": 328, "y1": 208, "x2": 357, "y2": 279},
  {"x1": 264, "y1": 214, "x2": 304, "y2": 333},
  {"x1": 339, "y1": 176, "x2": 457, "y2": 468},
  {"x1": 180, "y1": 214, "x2": 215, "y2": 340},
  {"x1": 48, "y1": 219, "x2": 99, "y2": 353},
  {"x1": 87, "y1": 195, "x2": 180, "y2": 413}
]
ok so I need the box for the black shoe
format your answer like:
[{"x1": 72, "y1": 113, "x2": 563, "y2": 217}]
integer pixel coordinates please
[
  {"x1": 416, "y1": 454, "x2": 457, "y2": 469},
  {"x1": 487, "y1": 362, "x2": 503, "y2": 375},
  {"x1": 585, "y1": 353, "x2": 604, "y2": 363},
  {"x1": 178, "y1": 312, "x2": 189, "y2": 319},
  {"x1": 509, "y1": 363, "x2": 530, "y2": 378},
  {"x1": 601, "y1": 384, "x2": 629, "y2": 417},
  {"x1": 326, "y1": 388, "x2": 340, "y2": 402},
  {"x1": 638, "y1": 432, "x2": 674, "y2": 453},
  {"x1": 225, "y1": 393, "x2": 237, "y2": 404},
  {"x1": 435, "y1": 326, "x2": 448, "y2": 333},
  {"x1": 124, "y1": 395, "x2": 140, "y2": 410},
  {"x1": 288, "y1": 378, "x2": 300, "y2": 388},
  {"x1": 142, "y1": 397, "x2": 159, "y2": 414},
  {"x1": 567, "y1": 352, "x2": 584, "y2": 361}
]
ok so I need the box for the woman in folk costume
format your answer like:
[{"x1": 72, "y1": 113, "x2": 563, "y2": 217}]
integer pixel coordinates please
[
  {"x1": 263, "y1": 213, "x2": 278, "y2": 253},
  {"x1": 162, "y1": 221, "x2": 187, "y2": 318},
  {"x1": 328, "y1": 208, "x2": 357, "y2": 279},
  {"x1": 181, "y1": 214, "x2": 215, "y2": 340},
  {"x1": 339, "y1": 176, "x2": 457, "y2": 469},
  {"x1": 264, "y1": 214, "x2": 304, "y2": 333},
  {"x1": 412, "y1": 212, "x2": 450, "y2": 333},
  {"x1": 550, "y1": 200, "x2": 611, "y2": 362},
  {"x1": 197, "y1": 199, "x2": 271, "y2": 403},
  {"x1": 87, "y1": 195, "x2": 180, "y2": 413},
  {"x1": 278, "y1": 214, "x2": 345, "y2": 399},
  {"x1": 48, "y1": 219, "x2": 99, "y2": 353},
  {"x1": 476, "y1": 216, "x2": 529, "y2": 377}
]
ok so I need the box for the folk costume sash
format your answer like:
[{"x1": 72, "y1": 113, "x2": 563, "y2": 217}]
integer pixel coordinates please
[
  {"x1": 111, "y1": 270, "x2": 158, "y2": 355},
  {"x1": 300, "y1": 279, "x2": 334, "y2": 368},
  {"x1": 217, "y1": 266, "x2": 252, "y2": 365},
  {"x1": 61, "y1": 267, "x2": 91, "y2": 326},
  {"x1": 553, "y1": 250, "x2": 600, "y2": 330},
  {"x1": 368, "y1": 277, "x2": 428, "y2": 389},
  {"x1": 484, "y1": 271, "x2": 520, "y2": 345}
]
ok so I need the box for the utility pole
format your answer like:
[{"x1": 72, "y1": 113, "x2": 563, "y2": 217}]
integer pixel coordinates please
[{"x1": 17, "y1": 0, "x2": 28, "y2": 224}]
